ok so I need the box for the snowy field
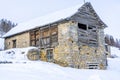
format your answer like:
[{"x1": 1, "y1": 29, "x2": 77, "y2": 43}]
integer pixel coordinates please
[
  {"x1": 0, "y1": 38, "x2": 4, "y2": 50},
  {"x1": 0, "y1": 47, "x2": 120, "y2": 80}
]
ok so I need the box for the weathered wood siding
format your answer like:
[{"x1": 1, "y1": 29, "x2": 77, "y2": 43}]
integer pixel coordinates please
[
  {"x1": 30, "y1": 25, "x2": 58, "y2": 48},
  {"x1": 30, "y1": 29, "x2": 40, "y2": 47},
  {"x1": 5, "y1": 32, "x2": 30, "y2": 49}
]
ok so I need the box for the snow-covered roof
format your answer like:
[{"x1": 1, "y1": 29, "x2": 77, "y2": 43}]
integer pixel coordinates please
[
  {"x1": 3, "y1": 4, "x2": 81, "y2": 38},
  {"x1": 3, "y1": 2, "x2": 107, "y2": 38}
]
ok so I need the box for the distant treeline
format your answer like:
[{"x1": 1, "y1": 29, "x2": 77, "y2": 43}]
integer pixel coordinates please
[
  {"x1": 105, "y1": 34, "x2": 120, "y2": 49},
  {"x1": 0, "y1": 19, "x2": 17, "y2": 36}
]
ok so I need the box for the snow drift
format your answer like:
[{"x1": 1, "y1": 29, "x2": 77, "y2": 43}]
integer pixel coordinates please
[
  {"x1": 0, "y1": 38, "x2": 4, "y2": 50},
  {"x1": 0, "y1": 47, "x2": 120, "y2": 80},
  {"x1": 0, "y1": 47, "x2": 39, "y2": 62}
]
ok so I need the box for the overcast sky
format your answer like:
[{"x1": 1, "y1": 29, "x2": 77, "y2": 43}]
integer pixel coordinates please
[{"x1": 0, "y1": 0, "x2": 120, "y2": 38}]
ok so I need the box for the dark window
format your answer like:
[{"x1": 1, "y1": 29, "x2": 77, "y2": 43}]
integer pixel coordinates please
[
  {"x1": 78, "y1": 23, "x2": 87, "y2": 30},
  {"x1": 12, "y1": 40, "x2": 16, "y2": 48},
  {"x1": 88, "y1": 26, "x2": 92, "y2": 29}
]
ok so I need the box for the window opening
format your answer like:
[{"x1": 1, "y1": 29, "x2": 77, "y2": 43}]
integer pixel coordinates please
[
  {"x1": 12, "y1": 40, "x2": 16, "y2": 48},
  {"x1": 87, "y1": 63, "x2": 99, "y2": 69},
  {"x1": 78, "y1": 23, "x2": 87, "y2": 30}
]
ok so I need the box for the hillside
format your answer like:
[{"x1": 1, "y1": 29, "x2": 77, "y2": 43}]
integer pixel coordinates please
[
  {"x1": 0, "y1": 30, "x2": 5, "y2": 50},
  {"x1": 0, "y1": 37, "x2": 4, "y2": 50},
  {"x1": 0, "y1": 47, "x2": 120, "y2": 80}
]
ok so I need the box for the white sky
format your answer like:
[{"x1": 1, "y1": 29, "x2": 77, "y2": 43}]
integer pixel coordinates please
[{"x1": 0, "y1": 0, "x2": 120, "y2": 38}]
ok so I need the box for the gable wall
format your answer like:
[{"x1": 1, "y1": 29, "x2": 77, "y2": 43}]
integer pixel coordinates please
[{"x1": 51, "y1": 20, "x2": 107, "y2": 69}]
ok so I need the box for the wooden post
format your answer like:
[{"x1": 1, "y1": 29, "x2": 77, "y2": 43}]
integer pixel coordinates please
[
  {"x1": 39, "y1": 28, "x2": 41, "y2": 49},
  {"x1": 39, "y1": 28, "x2": 43, "y2": 50},
  {"x1": 49, "y1": 24, "x2": 51, "y2": 47}
]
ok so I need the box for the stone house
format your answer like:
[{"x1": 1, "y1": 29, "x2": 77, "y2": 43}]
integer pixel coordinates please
[{"x1": 3, "y1": 2, "x2": 108, "y2": 69}]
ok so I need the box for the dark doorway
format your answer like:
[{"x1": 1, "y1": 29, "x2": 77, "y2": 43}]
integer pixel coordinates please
[{"x1": 46, "y1": 49, "x2": 53, "y2": 62}]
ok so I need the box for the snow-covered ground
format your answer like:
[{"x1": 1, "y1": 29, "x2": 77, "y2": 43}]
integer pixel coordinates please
[
  {"x1": 0, "y1": 60, "x2": 120, "y2": 80},
  {"x1": 0, "y1": 47, "x2": 38, "y2": 62},
  {"x1": 111, "y1": 47, "x2": 120, "y2": 58},
  {"x1": 0, "y1": 38, "x2": 4, "y2": 50},
  {"x1": 0, "y1": 47, "x2": 120, "y2": 80}
]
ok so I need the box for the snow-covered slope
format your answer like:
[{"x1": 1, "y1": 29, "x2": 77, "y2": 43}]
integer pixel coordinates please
[
  {"x1": 0, "y1": 59, "x2": 120, "y2": 80},
  {"x1": 0, "y1": 38, "x2": 4, "y2": 50},
  {"x1": 111, "y1": 47, "x2": 120, "y2": 57},
  {"x1": 0, "y1": 47, "x2": 120, "y2": 80}
]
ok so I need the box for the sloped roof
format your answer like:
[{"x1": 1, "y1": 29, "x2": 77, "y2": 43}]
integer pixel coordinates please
[{"x1": 3, "y1": 2, "x2": 107, "y2": 38}]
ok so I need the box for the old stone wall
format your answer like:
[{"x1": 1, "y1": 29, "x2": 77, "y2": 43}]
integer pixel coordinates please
[
  {"x1": 53, "y1": 21, "x2": 78, "y2": 66},
  {"x1": 78, "y1": 45, "x2": 106, "y2": 69},
  {"x1": 5, "y1": 32, "x2": 30, "y2": 49}
]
